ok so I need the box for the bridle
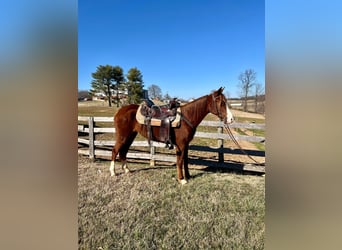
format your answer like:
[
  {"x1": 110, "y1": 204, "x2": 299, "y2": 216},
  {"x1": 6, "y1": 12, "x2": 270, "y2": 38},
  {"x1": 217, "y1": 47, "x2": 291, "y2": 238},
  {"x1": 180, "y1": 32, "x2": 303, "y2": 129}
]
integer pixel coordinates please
[{"x1": 212, "y1": 94, "x2": 226, "y2": 123}]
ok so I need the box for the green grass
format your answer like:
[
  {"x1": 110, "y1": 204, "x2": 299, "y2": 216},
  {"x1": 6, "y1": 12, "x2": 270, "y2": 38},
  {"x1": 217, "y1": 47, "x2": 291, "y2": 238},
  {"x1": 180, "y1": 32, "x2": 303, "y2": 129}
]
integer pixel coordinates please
[
  {"x1": 78, "y1": 156, "x2": 265, "y2": 249},
  {"x1": 235, "y1": 128, "x2": 265, "y2": 152},
  {"x1": 233, "y1": 116, "x2": 265, "y2": 124},
  {"x1": 249, "y1": 129, "x2": 265, "y2": 151}
]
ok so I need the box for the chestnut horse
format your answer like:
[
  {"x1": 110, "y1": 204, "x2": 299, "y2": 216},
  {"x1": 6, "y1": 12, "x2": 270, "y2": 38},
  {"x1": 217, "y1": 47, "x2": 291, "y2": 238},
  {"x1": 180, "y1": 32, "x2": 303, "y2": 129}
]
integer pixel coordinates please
[{"x1": 110, "y1": 87, "x2": 234, "y2": 184}]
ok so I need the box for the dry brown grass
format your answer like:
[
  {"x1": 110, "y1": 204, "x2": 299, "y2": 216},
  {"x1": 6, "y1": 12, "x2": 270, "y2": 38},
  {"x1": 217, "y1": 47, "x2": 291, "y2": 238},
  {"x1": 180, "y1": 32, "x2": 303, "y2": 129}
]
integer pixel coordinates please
[{"x1": 78, "y1": 156, "x2": 265, "y2": 249}]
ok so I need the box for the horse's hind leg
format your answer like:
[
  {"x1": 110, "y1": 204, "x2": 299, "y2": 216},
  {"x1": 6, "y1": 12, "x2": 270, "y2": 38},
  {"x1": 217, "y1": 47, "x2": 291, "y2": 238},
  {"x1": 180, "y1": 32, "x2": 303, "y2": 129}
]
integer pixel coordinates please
[
  {"x1": 176, "y1": 147, "x2": 187, "y2": 184},
  {"x1": 111, "y1": 106, "x2": 138, "y2": 176},
  {"x1": 110, "y1": 143, "x2": 121, "y2": 176},
  {"x1": 119, "y1": 131, "x2": 138, "y2": 173}
]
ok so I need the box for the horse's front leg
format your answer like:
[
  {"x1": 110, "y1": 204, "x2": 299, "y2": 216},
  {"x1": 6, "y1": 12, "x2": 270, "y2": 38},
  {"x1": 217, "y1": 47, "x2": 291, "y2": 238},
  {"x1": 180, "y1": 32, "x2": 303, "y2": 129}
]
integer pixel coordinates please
[{"x1": 176, "y1": 147, "x2": 187, "y2": 185}]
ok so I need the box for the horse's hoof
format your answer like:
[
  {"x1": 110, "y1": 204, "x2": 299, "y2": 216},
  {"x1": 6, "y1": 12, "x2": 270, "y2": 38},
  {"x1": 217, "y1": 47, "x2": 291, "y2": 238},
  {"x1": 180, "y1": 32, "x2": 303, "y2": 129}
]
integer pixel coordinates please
[
  {"x1": 124, "y1": 168, "x2": 130, "y2": 174},
  {"x1": 179, "y1": 179, "x2": 188, "y2": 185}
]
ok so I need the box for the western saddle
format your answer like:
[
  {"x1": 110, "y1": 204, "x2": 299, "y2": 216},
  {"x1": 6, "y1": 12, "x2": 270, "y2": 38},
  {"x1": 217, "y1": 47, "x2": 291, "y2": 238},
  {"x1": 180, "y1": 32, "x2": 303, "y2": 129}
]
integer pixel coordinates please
[{"x1": 140, "y1": 98, "x2": 180, "y2": 149}]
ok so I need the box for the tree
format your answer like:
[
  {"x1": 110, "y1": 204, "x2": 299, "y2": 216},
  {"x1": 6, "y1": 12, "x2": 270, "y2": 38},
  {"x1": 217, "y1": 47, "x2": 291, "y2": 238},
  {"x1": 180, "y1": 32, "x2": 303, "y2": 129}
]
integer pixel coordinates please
[
  {"x1": 148, "y1": 84, "x2": 162, "y2": 100},
  {"x1": 90, "y1": 65, "x2": 125, "y2": 107},
  {"x1": 126, "y1": 67, "x2": 144, "y2": 104},
  {"x1": 238, "y1": 69, "x2": 257, "y2": 112},
  {"x1": 112, "y1": 66, "x2": 125, "y2": 107},
  {"x1": 90, "y1": 65, "x2": 115, "y2": 107}
]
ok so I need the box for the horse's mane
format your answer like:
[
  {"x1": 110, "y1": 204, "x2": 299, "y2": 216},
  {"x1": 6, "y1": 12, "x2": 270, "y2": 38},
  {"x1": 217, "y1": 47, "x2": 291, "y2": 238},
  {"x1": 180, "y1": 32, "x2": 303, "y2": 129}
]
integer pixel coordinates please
[
  {"x1": 181, "y1": 94, "x2": 208, "y2": 108},
  {"x1": 179, "y1": 94, "x2": 210, "y2": 128}
]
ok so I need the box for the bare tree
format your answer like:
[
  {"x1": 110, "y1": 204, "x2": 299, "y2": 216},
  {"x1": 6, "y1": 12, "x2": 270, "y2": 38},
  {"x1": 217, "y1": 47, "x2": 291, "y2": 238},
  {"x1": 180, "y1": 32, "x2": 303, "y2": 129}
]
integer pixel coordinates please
[
  {"x1": 238, "y1": 69, "x2": 257, "y2": 112},
  {"x1": 148, "y1": 84, "x2": 162, "y2": 100}
]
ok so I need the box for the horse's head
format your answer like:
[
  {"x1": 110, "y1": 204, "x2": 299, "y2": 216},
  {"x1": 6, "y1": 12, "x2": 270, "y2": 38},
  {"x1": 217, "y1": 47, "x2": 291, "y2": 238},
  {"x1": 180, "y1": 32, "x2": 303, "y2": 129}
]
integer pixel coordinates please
[{"x1": 209, "y1": 87, "x2": 234, "y2": 124}]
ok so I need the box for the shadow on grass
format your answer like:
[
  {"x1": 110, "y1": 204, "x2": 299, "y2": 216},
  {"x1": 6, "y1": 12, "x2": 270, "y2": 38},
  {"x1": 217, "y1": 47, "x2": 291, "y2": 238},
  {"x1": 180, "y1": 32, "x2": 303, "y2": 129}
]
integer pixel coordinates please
[
  {"x1": 189, "y1": 157, "x2": 265, "y2": 179},
  {"x1": 88, "y1": 156, "x2": 264, "y2": 179},
  {"x1": 127, "y1": 157, "x2": 264, "y2": 180}
]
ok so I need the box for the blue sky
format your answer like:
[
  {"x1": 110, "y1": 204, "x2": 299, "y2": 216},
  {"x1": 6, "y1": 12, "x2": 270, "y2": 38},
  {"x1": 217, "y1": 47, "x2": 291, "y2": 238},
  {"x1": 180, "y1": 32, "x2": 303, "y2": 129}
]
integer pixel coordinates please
[{"x1": 78, "y1": 0, "x2": 264, "y2": 99}]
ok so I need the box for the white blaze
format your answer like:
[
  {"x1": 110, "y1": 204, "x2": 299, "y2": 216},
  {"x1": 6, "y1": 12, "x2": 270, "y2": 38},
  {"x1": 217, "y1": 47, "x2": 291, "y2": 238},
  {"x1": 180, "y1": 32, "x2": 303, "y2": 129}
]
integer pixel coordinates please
[{"x1": 226, "y1": 104, "x2": 233, "y2": 123}]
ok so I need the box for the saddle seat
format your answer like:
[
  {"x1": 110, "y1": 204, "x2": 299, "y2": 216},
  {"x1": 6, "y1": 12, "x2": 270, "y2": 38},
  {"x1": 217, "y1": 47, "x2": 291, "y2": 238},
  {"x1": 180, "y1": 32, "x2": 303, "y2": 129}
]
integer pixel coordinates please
[
  {"x1": 137, "y1": 98, "x2": 181, "y2": 149},
  {"x1": 140, "y1": 98, "x2": 179, "y2": 120}
]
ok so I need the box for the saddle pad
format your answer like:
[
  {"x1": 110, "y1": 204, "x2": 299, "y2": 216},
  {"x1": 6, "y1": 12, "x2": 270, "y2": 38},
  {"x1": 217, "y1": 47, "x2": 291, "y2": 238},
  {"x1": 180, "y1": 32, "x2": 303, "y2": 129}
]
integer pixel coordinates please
[{"x1": 136, "y1": 104, "x2": 181, "y2": 127}]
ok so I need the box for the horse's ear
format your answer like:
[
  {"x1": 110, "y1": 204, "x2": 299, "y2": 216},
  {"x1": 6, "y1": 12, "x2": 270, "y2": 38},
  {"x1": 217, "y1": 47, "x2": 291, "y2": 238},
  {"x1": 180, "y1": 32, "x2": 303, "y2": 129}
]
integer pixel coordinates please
[
  {"x1": 213, "y1": 87, "x2": 225, "y2": 97},
  {"x1": 218, "y1": 87, "x2": 224, "y2": 94}
]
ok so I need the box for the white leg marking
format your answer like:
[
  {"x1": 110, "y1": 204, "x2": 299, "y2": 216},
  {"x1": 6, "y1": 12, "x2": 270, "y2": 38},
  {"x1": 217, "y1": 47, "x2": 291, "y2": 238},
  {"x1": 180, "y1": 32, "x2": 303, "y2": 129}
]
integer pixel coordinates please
[
  {"x1": 109, "y1": 161, "x2": 115, "y2": 176},
  {"x1": 180, "y1": 179, "x2": 188, "y2": 185},
  {"x1": 122, "y1": 160, "x2": 130, "y2": 173}
]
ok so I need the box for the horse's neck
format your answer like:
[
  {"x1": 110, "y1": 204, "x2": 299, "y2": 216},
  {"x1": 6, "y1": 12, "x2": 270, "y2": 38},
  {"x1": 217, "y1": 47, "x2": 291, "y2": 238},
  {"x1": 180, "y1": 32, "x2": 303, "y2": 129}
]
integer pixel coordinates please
[{"x1": 182, "y1": 95, "x2": 209, "y2": 128}]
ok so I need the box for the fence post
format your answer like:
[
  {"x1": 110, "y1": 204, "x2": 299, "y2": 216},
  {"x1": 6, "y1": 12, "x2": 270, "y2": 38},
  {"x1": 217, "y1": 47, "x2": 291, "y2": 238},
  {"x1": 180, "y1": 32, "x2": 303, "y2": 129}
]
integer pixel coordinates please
[
  {"x1": 150, "y1": 144, "x2": 155, "y2": 166},
  {"x1": 218, "y1": 125, "x2": 224, "y2": 163},
  {"x1": 88, "y1": 116, "x2": 95, "y2": 160}
]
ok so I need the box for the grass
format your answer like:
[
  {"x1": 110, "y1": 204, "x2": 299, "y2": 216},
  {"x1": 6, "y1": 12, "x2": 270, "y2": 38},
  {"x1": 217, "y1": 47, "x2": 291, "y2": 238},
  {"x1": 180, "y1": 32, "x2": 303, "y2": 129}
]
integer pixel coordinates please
[
  {"x1": 235, "y1": 128, "x2": 265, "y2": 152},
  {"x1": 78, "y1": 156, "x2": 265, "y2": 249},
  {"x1": 78, "y1": 102, "x2": 117, "y2": 117},
  {"x1": 233, "y1": 116, "x2": 265, "y2": 124}
]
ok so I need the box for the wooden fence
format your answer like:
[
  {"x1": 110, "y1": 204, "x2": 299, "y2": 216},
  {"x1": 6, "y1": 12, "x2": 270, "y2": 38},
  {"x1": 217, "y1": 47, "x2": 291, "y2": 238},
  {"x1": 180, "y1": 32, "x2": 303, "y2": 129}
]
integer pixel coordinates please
[{"x1": 78, "y1": 116, "x2": 265, "y2": 172}]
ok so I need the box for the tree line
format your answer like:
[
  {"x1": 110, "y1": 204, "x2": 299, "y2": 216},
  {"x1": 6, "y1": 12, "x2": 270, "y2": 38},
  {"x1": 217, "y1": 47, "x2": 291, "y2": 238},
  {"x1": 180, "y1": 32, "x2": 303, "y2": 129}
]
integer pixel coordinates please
[
  {"x1": 84, "y1": 65, "x2": 264, "y2": 113},
  {"x1": 86, "y1": 65, "x2": 176, "y2": 107}
]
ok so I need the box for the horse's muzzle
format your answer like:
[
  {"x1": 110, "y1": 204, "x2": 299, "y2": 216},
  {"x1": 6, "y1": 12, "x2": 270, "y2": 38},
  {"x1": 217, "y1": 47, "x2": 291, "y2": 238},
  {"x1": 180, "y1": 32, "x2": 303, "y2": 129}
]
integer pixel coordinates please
[{"x1": 224, "y1": 117, "x2": 234, "y2": 124}]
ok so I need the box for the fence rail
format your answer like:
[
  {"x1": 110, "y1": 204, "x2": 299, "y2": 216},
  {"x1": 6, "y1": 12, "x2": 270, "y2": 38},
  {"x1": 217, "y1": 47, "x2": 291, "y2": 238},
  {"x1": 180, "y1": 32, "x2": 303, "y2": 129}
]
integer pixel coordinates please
[{"x1": 78, "y1": 116, "x2": 265, "y2": 172}]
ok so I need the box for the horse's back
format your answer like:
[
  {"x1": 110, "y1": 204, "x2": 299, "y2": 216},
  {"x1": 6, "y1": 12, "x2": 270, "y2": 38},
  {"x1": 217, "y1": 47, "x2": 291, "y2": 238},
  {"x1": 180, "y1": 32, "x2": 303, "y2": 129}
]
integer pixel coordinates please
[
  {"x1": 114, "y1": 104, "x2": 139, "y2": 124},
  {"x1": 115, "y1": 104, "x2": 138, "y2": 116}
]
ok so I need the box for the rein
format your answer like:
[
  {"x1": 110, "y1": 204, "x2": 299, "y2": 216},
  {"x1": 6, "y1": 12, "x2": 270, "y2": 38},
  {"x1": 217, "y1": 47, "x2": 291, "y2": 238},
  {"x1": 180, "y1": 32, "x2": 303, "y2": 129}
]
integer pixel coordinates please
[{"x1": 223, "y1": 123, "x2": 265, "y2": 166}]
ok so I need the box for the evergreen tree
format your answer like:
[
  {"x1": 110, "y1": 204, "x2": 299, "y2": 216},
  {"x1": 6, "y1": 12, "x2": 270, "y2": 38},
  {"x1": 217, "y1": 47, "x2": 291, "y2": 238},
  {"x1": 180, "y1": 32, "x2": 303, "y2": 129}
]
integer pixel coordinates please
[
  {"x1": 126, "y1": 67, "x2": 144, "y2": 104},
  {"x1": 90, "y1": 65, "x2": 116, "y2": 107},
  {"x1": 112, "y1": 66, "x2": 125, "y2": 107}
]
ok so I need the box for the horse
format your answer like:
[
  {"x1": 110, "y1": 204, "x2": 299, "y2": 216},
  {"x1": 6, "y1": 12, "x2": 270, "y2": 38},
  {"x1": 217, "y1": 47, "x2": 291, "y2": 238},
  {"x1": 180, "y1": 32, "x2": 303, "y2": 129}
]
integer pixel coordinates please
[{"x1": 109, "y1": 87, "x2": 234, "y2": 184}]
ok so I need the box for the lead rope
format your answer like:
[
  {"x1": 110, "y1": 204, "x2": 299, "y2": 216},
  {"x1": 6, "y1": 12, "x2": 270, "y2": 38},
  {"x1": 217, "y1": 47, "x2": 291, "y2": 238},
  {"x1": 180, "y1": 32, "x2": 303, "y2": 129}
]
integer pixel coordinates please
[{"x1": 223, "y1": 124, "x2": 265, "y2": 166}]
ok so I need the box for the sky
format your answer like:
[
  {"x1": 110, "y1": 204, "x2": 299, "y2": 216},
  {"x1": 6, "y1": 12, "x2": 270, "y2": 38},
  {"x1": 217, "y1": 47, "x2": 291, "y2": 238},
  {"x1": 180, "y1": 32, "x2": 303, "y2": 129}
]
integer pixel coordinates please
[{"x1": 78, "y1": 0, "x2": 264, "y2": 99}]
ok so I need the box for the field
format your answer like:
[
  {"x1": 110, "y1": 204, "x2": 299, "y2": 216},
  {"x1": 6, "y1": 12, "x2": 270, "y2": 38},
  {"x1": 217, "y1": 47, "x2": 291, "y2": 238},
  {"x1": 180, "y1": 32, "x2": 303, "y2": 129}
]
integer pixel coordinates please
[
  {"x1": 78, "y1": 101, "x2": 265, "y2": 249},
  {"x1": 78, "y1": 156, "x2": 265, "y2": 249}
]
